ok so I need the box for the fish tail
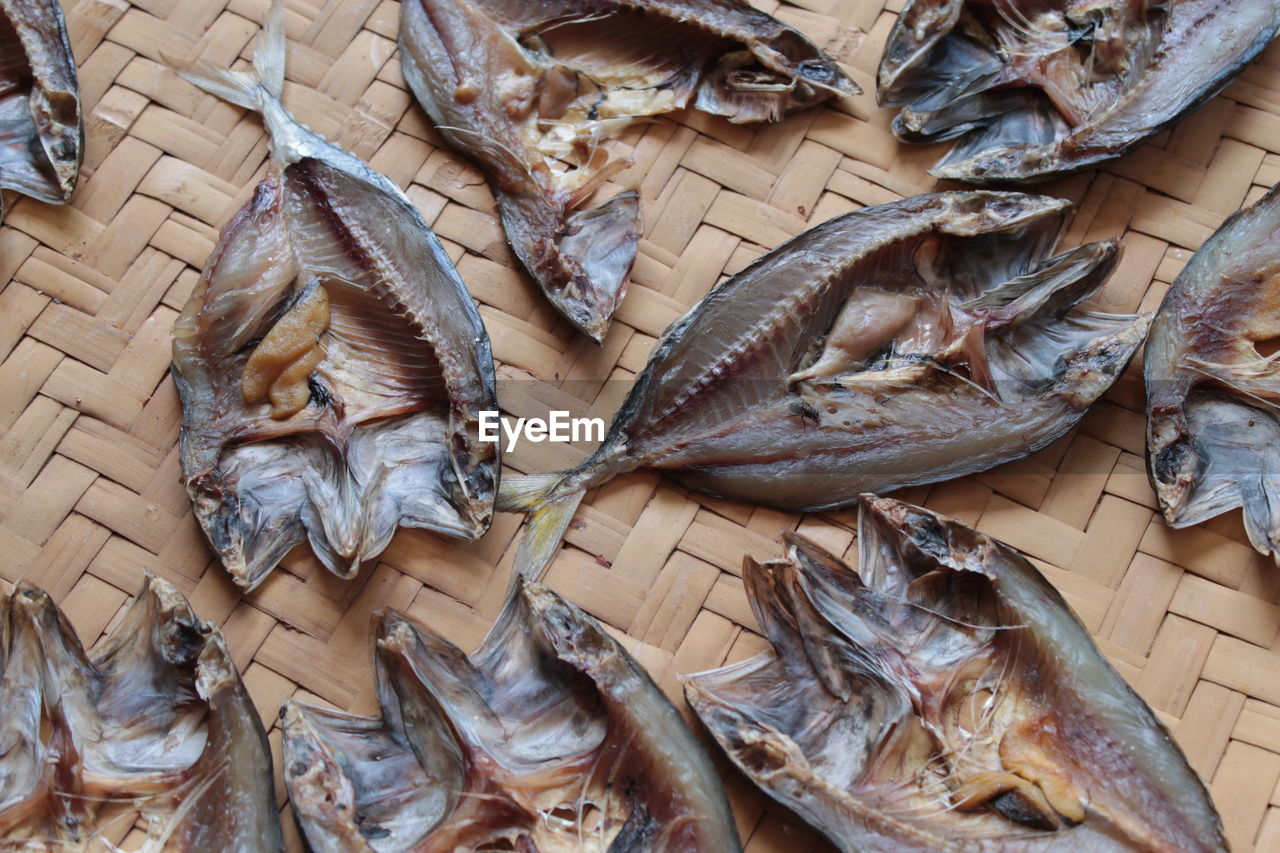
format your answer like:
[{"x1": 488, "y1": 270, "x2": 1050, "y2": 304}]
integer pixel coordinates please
[
  {"x1": 497, "y1": 473, "x2": 586, "y2": 580},
  {"x1": 168, "y1": 0, "x2": 285, "y2": 111},
  {"x1": 253, "y1": 0, "x2": 287, "y2": 102}
]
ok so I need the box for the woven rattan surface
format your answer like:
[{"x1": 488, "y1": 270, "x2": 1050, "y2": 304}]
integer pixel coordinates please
[{"x1": 3, "y1": 0, "x2": 1280, "y2": 849}]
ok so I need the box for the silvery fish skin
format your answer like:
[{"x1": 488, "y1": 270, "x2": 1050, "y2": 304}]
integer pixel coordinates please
[
  {"x1": 399, "y1": 0, "x2": 856, "y2": 342},
  {"x1": 170, "y1": 1, "x2": 498, "y2": 590},
  {"x1": 683, "y1": 496, "x2": 1226, "y2": 853},
  {"x1": 0, "y1": 0, "x2": 81, "y2": 219},
  {"x1": 0, "y1": 576, "x2": 282, "y2": 851},
  {"x1": 877, "y1": 0, "x2": 1280, "y2": 183},
  {"x1": 499, "y1": 191, "x2": 1150, "y2": 578},
  {"x1": 282, "y1": 579, "x2": 741, "y2": 852},
  {"x1": 1146, "y1": 182, "x2": 1280, "y2": 559}
]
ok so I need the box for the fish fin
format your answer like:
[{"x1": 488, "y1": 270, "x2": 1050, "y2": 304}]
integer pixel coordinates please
[
  {"x1": 167, "y1": 0, "x2": 285, "y2": 110},
  {"x1": 497, "y1": 473, "x2": 586, "y2": 579},
  {"x1": 253, "y1": 0, "x2": 287, "y2": 101},
  {"x1": 1185, "y1": 356, "x2": 1280, "y2": 414}
]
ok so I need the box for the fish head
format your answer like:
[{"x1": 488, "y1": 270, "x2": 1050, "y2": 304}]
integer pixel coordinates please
[
  {"x1": 685, "y1": 499, "x2": 1226, "y2": 851},
  {"x1": 698, "y1": 37, "x2": 858, "y2": 123}
]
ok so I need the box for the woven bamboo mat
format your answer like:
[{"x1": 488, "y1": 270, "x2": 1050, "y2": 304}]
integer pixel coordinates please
[{"x1": 3, "y1": 0, "x2": 1280, "y2": 849}]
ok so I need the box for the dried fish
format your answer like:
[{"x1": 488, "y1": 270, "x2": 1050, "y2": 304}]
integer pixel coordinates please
[
  {"x1": 0, "y1": 0, "x2": 81, "y2": 219},
  {"x1": 1146, "y1": 183, "x2": 1280, "y2": 559},
  {"x1": 399, "y1": 0, "x2": 857, "y2": 342},
  {"x1": 684, "y1": 495, "x2": 1226, "y2": 852},
  {"x1": 499, "y1": 191, "x2": 1150, "y2": 578},
  {"x1": 282, "y1": 579, "x2": 741, "y2": 852},
  {"x1": 0, "y1": 575, "x2": 281, "y2": 851},
  {"x1": 878, "y1": 1, "x2": 1280, "y2": 183},
  {"x1": 171, "y1": 0, "x2": 498, "y2": 590}
]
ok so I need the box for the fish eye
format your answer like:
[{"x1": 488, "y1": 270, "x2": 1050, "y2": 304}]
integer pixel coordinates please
[{"x1": 799, "y1": 60, "x2": 835, "y2": 81}]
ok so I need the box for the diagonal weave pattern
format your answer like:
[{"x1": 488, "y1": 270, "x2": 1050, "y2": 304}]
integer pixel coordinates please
[{"x1": 2, "y1": 0, "x2": 1280, "y2": 849}]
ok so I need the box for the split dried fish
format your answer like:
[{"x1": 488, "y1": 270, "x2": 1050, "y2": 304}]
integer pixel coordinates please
[
  {"x1": 0, "y1": 575, "x2": 281, "y2": 851},
  {"x1": 500, "y1": 191, "x2": 1150, "y2": 578},
  {"x1": 1146, "y1": 183, "x2": 1280, "y2": 559},
  {"x1": 282, "y1": 579, "x2": 741, "y2": 852},
  {"x1": 399, "y1": 0, "x2": 857, "y2": 342},
  {"x1": 684, "y1": 495, "x2": 1226, "y2": 852},
  {"x1": 171, "y1": 1, "x2": 498, "y2": 590},
  {"x1": 878, "y1": 1, "x2": 1280, "y2": 183},
  {"x1": 0, "y1": 0, "x2": 81, "y2": 219}
]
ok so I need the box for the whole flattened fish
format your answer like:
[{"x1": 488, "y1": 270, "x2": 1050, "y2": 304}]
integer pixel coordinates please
[
  {"x1": 683, "y1": 495, "x2": 1227, "y2": 852},
  {"x1": 0, "y1": 575, "x2": 282, "y2": 851},
  {"x1": 170, "y1": 1, "x2": 498, "y2": 590},
  {"x1": 500, "y1": 191, "x2": 1151, "y2": 578},
  {"x1": 877, "y1": 0, "x2": 1280, "y2": 183},
  {"x1": 1146, "y1": 183, "x2": 1280, "y2": 559},
  {"x1": 399, "y1": 0, "x2": 857, "y2": 342},
  {"x1": 0, "y1": 0, "x2": 81, "y2": 219},
  {"x1": 282, "y1": 579, "x2": 741, "y2": 852}
]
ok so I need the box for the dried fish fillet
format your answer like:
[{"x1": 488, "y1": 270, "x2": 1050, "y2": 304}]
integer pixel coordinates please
[
  {"x1": 399, "y1": 0, "x2": 857, "y2": 342},
  {"x1": 0, "y1": 0, "x2": 81, "y2": 219},
  {"x1": 282, "y1": 579, "x2": 741, "y2": 851},
  {"x1": 684, "y1": 496, "x2": 1226, "y2": 852},
  {"x1": 500, "y1": 191, "x2": 1150, "y2": 578},
  {"x1": 171, "y1": 1, "x2": 498, "y2": 590},
  {"x1": 1146, "y1": 183, "x2": 1280, "y2": 559},
  {"x1": 878, "y1": 0, "x2": 1280, "y2": 183},
  {"x1": 0, "y1": 575, "x2": 282, "y2": 851}
]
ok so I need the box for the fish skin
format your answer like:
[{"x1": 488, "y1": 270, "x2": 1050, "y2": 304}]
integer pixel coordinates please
[
  {"x1": 170, "y1": 0, "x2": 499, "y2": 590},
  {"x1": 499, "y1": 191, "x2": 1150, "y2": 579},
  {"x1": 283, "y1": 579, "x2": 743, "y2": 853},
  {"x1": 0, "y1": 575, "x2": 282, "y2": 851},
  {"x1": 1145, "y1": 182, "x2": 1280, "y2": 560},
  {"x1": 683, "y1": 495, "x2": 1227, "y2": 853},
  {"x1": 399, "y1": 0, "x2": 856, "y2": 343},
  {"x1": 877, "y1": 0, "x2": 1280, "y2": 184},
  {"x1": 0, "y1": 0, "x2": 81, "y2": 219}
]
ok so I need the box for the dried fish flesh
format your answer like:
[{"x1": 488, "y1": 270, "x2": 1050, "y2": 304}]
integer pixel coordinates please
[
  {"x1": 171, "y1": 0, "x2": 498, "y2": 590},
  {"x1": 0, "y1": 575, "x2": 282, "y2": 851},
  {"x1": 1146, "y1": 183, "x2": 1280, "y2": 559},
  {"x1": 0, "y1": 0, "x2": 81, "y2": 219},
  {"x1": 282, "y1": 578, "x2": 742, "y2": 851},
  {"x1": 684, "y1": 495, "x2": 1226, "y2": 852},
  {"x1": 877, "y1": 1, "x2": 1280, "y2": 183},
  {"x1": 399, "y1": 0, "x2": 857, "y2": 342},
  {"x1": 499, "y1": 191, "x2": 1150, "y2": 578}
]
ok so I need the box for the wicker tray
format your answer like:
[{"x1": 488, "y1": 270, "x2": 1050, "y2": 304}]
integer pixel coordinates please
[{"x1": 3, "y1": 0, "x2": 1280, "y2": 849}]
